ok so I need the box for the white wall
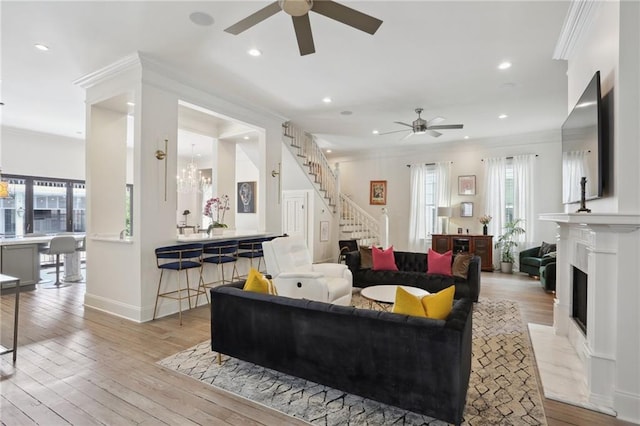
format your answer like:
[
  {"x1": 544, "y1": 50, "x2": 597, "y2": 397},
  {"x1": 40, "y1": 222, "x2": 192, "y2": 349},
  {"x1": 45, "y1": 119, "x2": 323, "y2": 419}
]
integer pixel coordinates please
[
  {"x1": 333, "y1": 129, "x2": 563, "y2": 252},
  {"x1": 563, "y1": 2, "x2": 640, "y2": 421},
  {"x1": 235, "y1": 141, "x2": 259, "y2": 231},
  {"x1": 566, "y1": 1, "x2": 619, "y2": 212},
  {"x1": 2, "y1": 126, "x2": 85, "y2": 179},
  {"x1": 281, "y1": 143, "x2": 335, "y2": 262}
]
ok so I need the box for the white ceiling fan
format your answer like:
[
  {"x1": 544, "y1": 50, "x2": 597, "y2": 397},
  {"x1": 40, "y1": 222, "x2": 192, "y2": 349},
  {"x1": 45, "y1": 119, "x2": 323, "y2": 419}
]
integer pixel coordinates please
[{"x1": 379, "y1": 108, "x2": 464, "y2": 140}]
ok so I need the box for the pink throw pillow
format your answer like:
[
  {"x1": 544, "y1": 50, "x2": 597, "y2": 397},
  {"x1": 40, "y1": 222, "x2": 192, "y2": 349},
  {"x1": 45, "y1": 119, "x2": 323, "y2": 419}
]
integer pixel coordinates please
[
  {"x1": 372, "y1": 246, "x2": 399, "y2": 271},
  {"x1": 427, "y1": 249, "x2": 453, "y2": 276}
]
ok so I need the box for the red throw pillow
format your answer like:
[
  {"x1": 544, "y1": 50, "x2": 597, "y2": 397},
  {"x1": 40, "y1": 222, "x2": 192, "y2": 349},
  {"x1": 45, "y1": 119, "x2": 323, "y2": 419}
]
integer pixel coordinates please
[
  {"x1": 427, "y1": 249, "x2": 453, "y2": 276},
  {"x1": 372, "y1": 246, "x2": 399, "y2": 271}
]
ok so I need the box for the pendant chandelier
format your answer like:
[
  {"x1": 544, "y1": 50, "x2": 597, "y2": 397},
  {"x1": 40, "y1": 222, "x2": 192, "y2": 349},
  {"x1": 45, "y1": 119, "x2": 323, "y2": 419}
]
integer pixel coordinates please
[{"x1": 177, "y1": 145, "x2": 211, "y2": 194}]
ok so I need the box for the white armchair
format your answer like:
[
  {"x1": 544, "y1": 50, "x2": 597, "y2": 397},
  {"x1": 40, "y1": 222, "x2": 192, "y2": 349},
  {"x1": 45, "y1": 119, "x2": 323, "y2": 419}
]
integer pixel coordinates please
[{"x1": 262, "y1": 236, "x2": 353, "y2": 306}]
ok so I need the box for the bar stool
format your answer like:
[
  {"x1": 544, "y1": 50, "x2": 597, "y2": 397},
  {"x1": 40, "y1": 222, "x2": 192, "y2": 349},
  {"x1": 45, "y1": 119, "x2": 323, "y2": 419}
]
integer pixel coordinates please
[
  {"x1": 237, "y1": 237, "x2": 272, "y2": 277},
  {"x1": 199, "y1": 240, "x2": 239, "y2": 296},
  {"x1": 153, "y1": 243, "x2": 206, "y2": 326},
  {"x1": 41, "y1": 236, "x2": 77, "y2": 289}
]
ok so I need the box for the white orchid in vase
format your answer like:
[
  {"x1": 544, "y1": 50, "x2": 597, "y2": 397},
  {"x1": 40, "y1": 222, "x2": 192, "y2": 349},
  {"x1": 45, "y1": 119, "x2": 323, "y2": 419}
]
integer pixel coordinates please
[{"x1": 204, "y1": 195, "x2": 230, "y2": 234}]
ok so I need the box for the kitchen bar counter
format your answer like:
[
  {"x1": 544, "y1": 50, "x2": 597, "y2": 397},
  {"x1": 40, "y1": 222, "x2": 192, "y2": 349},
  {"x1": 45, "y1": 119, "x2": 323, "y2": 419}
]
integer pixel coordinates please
[
  {"x1": 1, "y1": 234, "x2": 85, "y2": 289},
  {"x1": 175, "y1": 230, "x2": 277, "y2": 243}
]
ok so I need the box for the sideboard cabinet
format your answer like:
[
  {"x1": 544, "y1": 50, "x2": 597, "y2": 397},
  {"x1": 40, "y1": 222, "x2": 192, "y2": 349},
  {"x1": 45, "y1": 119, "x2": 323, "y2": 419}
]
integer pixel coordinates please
[{"x1": 431, "y1": 234, "x2": 493, "y2": 272}]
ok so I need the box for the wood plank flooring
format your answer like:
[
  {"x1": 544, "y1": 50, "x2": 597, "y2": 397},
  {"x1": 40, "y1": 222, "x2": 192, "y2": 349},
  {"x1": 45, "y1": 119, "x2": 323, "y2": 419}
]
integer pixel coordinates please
[{"x1": 0, "y1": 271, "x2": 634, "y2": 426}]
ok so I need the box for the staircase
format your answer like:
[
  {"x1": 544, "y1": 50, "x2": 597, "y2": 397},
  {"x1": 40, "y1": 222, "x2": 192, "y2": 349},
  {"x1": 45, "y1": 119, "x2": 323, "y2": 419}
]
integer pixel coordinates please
[
  {"x1": 339, "y1": 194, "x2": 380, "y2": 247},
  {"x1": 282, "y1": 122, "x2": 380, "y2": 247}
]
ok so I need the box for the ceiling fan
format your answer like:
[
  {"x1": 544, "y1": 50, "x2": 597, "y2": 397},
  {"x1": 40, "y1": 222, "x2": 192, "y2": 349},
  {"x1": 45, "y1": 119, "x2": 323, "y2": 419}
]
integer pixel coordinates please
[
  {"x1": 224, "y1": 0, "x2": 383, "y2": 56},
  {"x1": 379, "y1": 108, "x2": 464, "y2": 139}
]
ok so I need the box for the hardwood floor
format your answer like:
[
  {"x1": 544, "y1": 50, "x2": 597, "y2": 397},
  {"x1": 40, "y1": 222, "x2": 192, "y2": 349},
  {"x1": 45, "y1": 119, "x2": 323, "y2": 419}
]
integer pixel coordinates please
[{"x1": 0, "y1": 271, "x2": 633, "y2": 425}]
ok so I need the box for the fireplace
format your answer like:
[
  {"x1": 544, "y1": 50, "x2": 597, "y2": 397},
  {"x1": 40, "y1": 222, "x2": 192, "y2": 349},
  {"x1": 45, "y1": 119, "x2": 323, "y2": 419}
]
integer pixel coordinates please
[
  {"x1": 572, "y1": 266, "x2": 587, "y2": 334},
  {"x1": 539, "y1": 212, "x2": 640, "y2": 422}
]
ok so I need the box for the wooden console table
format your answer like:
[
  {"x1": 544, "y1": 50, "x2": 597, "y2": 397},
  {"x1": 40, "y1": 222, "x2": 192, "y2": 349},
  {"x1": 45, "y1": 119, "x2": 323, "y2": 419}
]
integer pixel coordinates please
[{"x1": 432, "y1": 234, "x2": 493, "y2": 272}]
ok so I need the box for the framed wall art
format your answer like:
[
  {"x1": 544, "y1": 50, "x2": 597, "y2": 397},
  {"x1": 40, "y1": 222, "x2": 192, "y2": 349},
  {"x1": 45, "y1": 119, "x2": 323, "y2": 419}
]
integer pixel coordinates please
[
  {"x1": 237, "y1": 181, "x2": 256, "y2": 213},
  {"x1": 460, "y1": 202, "x2": 474, "y2": 217},
  {"x1": 320, "y1": 221, "x2": 329, "y2": 242},
  {"x1": 458, "y1": 175, "x2": 476, "y2": 195},
  {"x1": 370, "y1": 180, "x2": 387, "y2": 205}
]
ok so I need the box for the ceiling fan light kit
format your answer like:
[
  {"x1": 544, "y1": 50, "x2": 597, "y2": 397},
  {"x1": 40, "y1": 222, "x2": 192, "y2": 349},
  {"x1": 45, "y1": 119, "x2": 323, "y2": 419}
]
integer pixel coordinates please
[{"x1": 225, "y1": 0, "x2": 383, "y2": 56}]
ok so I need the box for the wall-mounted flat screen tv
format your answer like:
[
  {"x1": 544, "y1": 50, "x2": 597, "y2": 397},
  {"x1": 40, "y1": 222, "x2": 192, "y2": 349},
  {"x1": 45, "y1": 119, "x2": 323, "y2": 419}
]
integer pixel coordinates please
[{"x1": 561, "y1": 71, "x2": 604, "y2": 204}]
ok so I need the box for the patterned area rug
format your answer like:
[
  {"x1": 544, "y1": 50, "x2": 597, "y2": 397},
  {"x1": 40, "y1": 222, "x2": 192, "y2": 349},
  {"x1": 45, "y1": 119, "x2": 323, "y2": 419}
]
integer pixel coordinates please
[{"x1": 159, "y1": 295, "x2": 546, "y2": 425}]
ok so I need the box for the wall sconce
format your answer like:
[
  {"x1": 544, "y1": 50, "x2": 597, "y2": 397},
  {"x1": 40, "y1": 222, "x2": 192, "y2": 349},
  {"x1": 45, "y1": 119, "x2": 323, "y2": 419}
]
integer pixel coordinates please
[
  {"x1": 271, "y1": 162, "x2": 281, "y2": 204},
  {"x1": 156, "y1": 139, "x2": 168, "y2": 201}
]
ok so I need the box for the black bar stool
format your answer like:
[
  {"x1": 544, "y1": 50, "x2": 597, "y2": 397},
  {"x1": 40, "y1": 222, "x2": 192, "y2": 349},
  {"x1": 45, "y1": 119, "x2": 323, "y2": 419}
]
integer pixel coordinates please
[{"x1": 153, "y1": 243, "x2": 206, "y2": 325}]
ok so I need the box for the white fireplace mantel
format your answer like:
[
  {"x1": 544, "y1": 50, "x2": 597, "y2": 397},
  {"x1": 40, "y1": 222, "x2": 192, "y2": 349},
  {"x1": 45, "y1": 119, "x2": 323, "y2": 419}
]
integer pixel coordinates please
[{"x1": 540, "y1": 212, "x2": 640, "y2": 423}]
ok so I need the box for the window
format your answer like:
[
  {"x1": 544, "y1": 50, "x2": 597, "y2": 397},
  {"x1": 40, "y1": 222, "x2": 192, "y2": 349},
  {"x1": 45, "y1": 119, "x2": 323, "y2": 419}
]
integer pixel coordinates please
[
  {"x1": 505, "y1": 159, "x2": 514, "y2": 223},
  {"x1": 0, "y1": 174, "x2": 86, "y2": 236},
  {"x1": 409, "y1": 162, "x2": 451, "y2": 252},
  {"x1": 424, "y1": 165, "x2": 437, "y2": 236}
]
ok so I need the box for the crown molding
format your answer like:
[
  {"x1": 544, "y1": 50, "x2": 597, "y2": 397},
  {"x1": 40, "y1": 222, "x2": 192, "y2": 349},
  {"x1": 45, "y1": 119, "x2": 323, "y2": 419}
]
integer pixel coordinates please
[
  {"x1": 73, "y1": 52, "x2": 142, "y2": 89},
  {"x1": 554, "y1": 0, "x2": 602, "y2": 60}
]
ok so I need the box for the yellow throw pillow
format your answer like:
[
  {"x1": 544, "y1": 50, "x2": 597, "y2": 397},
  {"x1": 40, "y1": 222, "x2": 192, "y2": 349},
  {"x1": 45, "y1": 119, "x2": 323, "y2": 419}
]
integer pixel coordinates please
[
  {"x1": 421, "y1": 285, "x2": 455, "y2": 320},
  {"x1": 243, "y1": 268, "x2": 277, "y2": 295},
  {"x1": 392, "y1": 286, "x2": 426, "y2": 317}
]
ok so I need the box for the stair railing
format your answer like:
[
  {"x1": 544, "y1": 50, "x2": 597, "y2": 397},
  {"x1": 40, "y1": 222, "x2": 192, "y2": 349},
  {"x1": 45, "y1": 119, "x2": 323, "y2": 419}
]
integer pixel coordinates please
[
  {"x1": 282, "y1": 122, "x2": 338, "y2": 209},
  {"x1": 339, "y1": 193, "x2": 380, "y2": 247}
]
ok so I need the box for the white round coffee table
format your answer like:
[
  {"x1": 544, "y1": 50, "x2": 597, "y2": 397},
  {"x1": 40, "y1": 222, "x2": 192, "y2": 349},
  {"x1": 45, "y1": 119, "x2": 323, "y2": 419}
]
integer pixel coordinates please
[{"x1": 360, "y1": 285, "x2": 430, "y2": 311}]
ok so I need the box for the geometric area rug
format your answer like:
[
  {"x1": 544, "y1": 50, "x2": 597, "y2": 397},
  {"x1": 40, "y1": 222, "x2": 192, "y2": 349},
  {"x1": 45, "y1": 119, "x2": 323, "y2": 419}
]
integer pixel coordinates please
[{"x1": 158, "y1": 297, "x2": 547, "y2": 425}]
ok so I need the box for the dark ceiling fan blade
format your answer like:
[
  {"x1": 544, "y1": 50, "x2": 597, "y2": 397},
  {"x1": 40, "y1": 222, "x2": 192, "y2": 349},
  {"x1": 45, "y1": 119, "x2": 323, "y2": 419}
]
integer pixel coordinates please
[
  {"x1": 426, "y1": 129, "x2": 443, "y2": 138},
  {"x1": 428, "y1": 124, "x2": 464, "y2": 130},
  {"x1": 378, "y1": 129, "x2": 410, "y2": 135},
  {"x1": 393, "y1": 121, "x2": 413, "y2": 128},
  {"x1": 224, "y1": 1, "x2": 282, "y2": 35},
  {"x1": 311, "y1": 0, "x2": 383, "y2": 35},
  {"x1": 292, "y1": 14, "x2": 316, "y2": 56}
]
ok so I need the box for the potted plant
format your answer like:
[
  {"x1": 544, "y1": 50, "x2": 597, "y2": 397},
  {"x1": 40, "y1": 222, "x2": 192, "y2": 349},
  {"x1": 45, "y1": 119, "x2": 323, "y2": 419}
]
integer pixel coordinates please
[
  {"x1": 204, "y1": 195, "x2": 230, "y2": 235},
  {"x1": 494, "y1": 219, "x2": 525, "y2": 273}
]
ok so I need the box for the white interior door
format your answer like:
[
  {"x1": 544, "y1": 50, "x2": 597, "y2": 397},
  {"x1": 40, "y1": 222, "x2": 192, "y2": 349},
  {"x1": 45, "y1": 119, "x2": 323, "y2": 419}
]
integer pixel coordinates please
[{"x1": 282, "y1": 190, "x2": 309, "y2": 243}]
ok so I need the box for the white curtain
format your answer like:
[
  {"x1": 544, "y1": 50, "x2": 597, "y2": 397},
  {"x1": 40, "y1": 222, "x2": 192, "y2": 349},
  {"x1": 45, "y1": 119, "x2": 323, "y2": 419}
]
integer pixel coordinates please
[
  {"x1": 408, "y1": 164, "x2": 428, "y2": 252},
  {"x1": 562, "y1": 150, "x2": 588, "y2": 203},
  {"x1": 512, "y1": 154, "x2": 535, "y2": 270},
  {"x1": 408, "y1": 162, "x2": 451, "y2": 252},
  {"x1": 484, "y1": 157, "x2": 506, "y2": 269},
  {"x1": 435, "y1": 161, "x2": 452, "y2": 233}
]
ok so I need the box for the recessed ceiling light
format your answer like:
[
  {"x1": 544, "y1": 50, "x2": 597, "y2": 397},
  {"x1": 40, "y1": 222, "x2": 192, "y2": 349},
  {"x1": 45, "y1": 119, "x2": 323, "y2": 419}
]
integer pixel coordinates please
[
  {"x1": 243, "y1": 136, "x2": 250, "y2": 140},
  {"x1": 340, "y1": 111, "x2": 352, "y2": 116},
  {"x1": 464, "y1": 136, "x2": 469, "y2": 139},
  {"x1": 34, "y1": 44, "x2": 49, "y2": 51},
  {"x1": 498, "y1": 61, "x2": 511, "y2": 70},
  {"x1": 372, "y1": 130, "x2": 379, "y2": 135},
  {"x1": 248, "y1": 48, "x2": 262, "y2": 57},
  {"x1": 189, "y1": 11, "x2": 214, "y2": 26},
  {"x1": 127, "y1": 102, "x2": 135, "y2": 107},
  {"x1": 326, "y1": 149, "x2": 332, "y2": 153},
  {"x1": 322, "y1": 97, "x2": 332, "y2": 103},
  {"x1": 499, "y1": 114, "x2": 508, "y2": 119},
  {"x1": 196, "y1": 153, "x2": 202, "y2": 157}
]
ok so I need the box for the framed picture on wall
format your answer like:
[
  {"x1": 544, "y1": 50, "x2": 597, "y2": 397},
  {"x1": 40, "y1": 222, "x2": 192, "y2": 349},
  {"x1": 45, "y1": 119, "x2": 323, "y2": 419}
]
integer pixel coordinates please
[
  {"x1": 320, "y1": 221, "x2": 329, "y2": 242},
  {"x1": 370, "y1": 180, "x2": 387, "y2": 205},
  {"x1": 460, "y1": 202, "x2": 474, "y2": 217},
  {"x1": 237, "y1": 181, "x2": 256, "y2": 213},
  {"x1": 458, "y1": 175, "x2": 476, "y2": 195}
]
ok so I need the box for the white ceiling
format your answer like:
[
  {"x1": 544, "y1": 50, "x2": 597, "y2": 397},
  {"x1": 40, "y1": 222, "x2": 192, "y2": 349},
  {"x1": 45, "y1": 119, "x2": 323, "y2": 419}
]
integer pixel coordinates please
[{"x1": 1, "y1": 1, "x2": 570, "y2": 158}]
